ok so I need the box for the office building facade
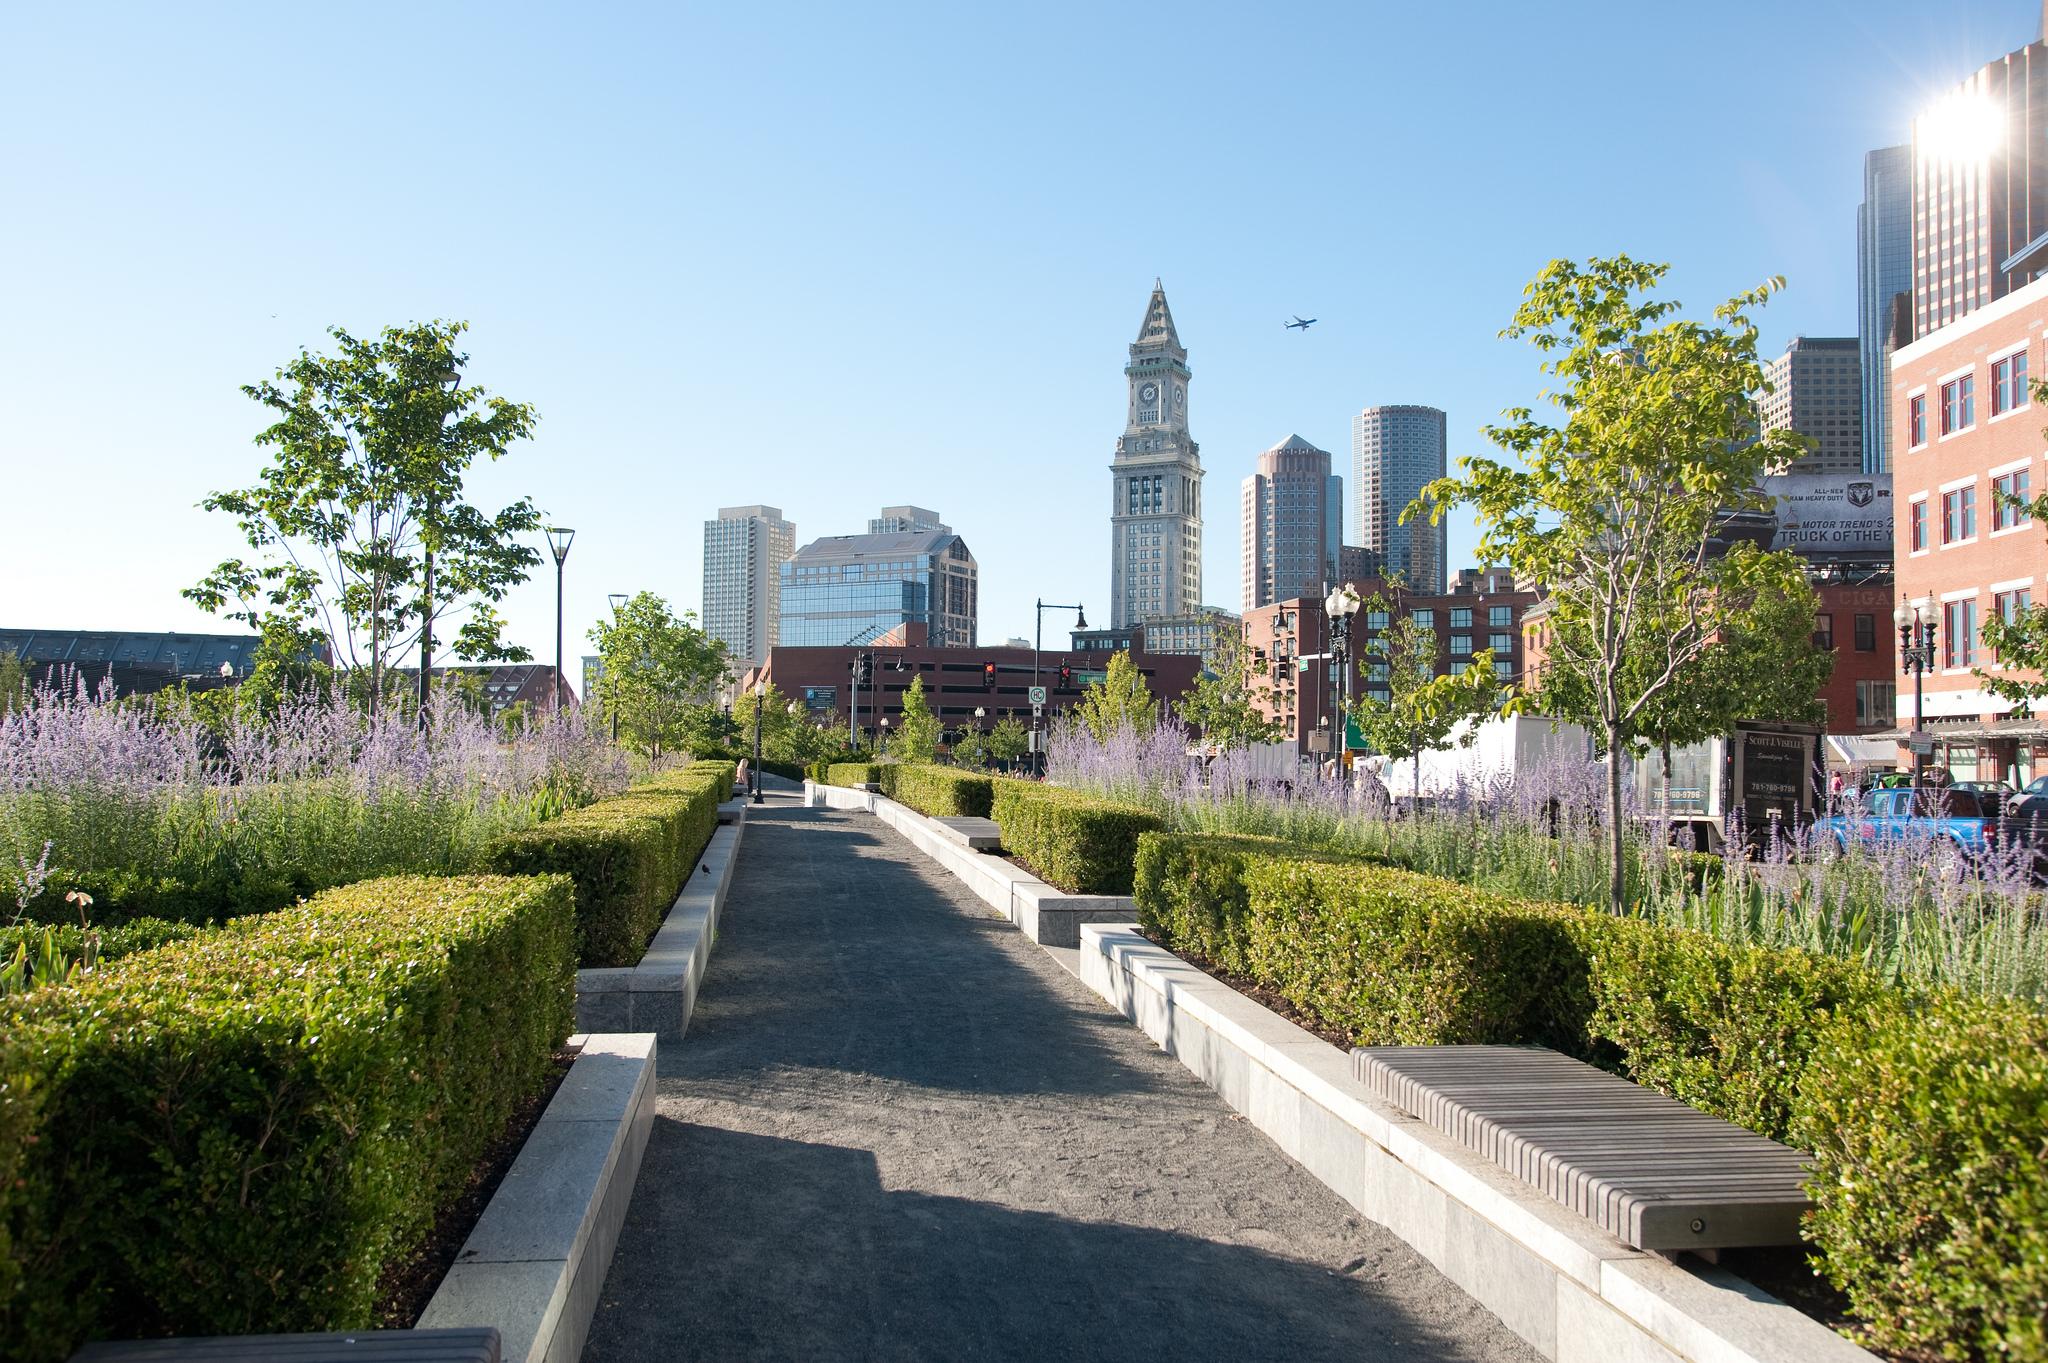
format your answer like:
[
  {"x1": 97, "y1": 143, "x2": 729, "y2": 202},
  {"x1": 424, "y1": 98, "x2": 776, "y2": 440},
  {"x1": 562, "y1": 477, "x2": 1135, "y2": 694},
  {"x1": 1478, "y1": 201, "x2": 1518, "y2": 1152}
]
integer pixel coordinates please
[
  {"x1": 1760, "y1": 337, "x2": 1864, "y2": 475},
  {"x1": 868, "y1": 506, "x2": 950, "y2": 535},
  {"x1": 1110, "y1": 282, "x2": 1204, "y2": 625},
  {"x1": 1352, "y1": 405, "x2": 1448, "y2": 593},
  {"x1": 1860, "y1": 145, "x2": 1912, "y2": 472},
  {"x1": 778, "y1": 529, "x2": 978, "y2": 649},
  {"x1": 1240, "y1": 434, "x2": 1343, "y2": 612},
  {"x1": 702, "y1": 505, "x2": 795, "y2": 670}
]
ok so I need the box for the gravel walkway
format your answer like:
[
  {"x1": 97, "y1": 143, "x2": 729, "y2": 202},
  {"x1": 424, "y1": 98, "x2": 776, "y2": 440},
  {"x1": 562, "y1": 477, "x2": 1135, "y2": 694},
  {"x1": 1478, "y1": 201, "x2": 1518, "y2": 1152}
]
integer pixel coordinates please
[{"x1": 584, "y1": 797, "x2": 1539, "y2": 1362}]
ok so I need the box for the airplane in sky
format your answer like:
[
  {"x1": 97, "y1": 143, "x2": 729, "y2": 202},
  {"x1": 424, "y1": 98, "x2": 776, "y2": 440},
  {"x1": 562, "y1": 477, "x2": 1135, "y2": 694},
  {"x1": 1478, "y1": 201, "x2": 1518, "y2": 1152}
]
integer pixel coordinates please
[{"x1": 1285, "y1": 315, "x2": 1317, "y2": 331}]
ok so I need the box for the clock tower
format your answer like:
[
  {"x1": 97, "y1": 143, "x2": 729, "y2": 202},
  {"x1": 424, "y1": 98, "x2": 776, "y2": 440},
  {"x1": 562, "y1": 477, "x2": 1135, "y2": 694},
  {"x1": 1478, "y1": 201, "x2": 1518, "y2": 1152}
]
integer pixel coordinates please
[{"x1": 1110, "y1": 281, "x2": 1203, "y2": 628}]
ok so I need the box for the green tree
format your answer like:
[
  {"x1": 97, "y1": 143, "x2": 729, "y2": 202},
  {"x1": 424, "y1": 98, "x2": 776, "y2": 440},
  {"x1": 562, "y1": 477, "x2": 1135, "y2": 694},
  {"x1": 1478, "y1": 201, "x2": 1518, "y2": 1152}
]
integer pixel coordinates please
[
  {"x1": 0, "y1": 652, "x2": 27, "y2": 717},
  {"x1": 732, "y1": 682, "x2": 800, "y2": 760},
  {"x1": 1076, "y1": 650, "x2": 1157, "y2": 740},
  {"x1": 1347, "y1": 586, "x2": 1501, "y2": 799},
  {"x1": 1415, "y1": 255, "x2": 1811, "y2": 914},
  {"x1": 1978, "y1": 400, "x2": 2048, "y2": 709},
  {"x1": 588, "y1": 592, "x2": 729, "y2": 763},
  {"x1": 186, "y1": 320, "x2": 542, "y2": 711},
  {"x1": 989, "y1": 714, "x2": 1030, "y2": 766},
  {"x1": 893, "y1": 674, "x2": 942, "y2": 763},
  {"x1": 1175, "y1": 613, "x2": 1285, "y2": 749}
]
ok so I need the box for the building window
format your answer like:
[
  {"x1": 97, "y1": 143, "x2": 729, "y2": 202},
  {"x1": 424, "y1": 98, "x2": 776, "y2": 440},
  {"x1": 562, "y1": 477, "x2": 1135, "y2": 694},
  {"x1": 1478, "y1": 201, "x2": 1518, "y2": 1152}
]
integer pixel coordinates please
[
  {"x1": 1855, "y1": 680, "x2": 1896, "y2": 728},
  {"x1": 1908, "y1": 393, "x2": 1926, "y2": 447},
  {"x1": 1449, "y1": 608, "x2": 1473, "y2": 629},
  {"x1": 1489, "y1": 606, "x2": 1513, "y2": 628},
  {"x1": 1854, "y1": 613, "x2": 1876, "y2": 652},
  {"x1": 1365, "y1": 609, "x2": 1389, "y2": 630},
  {"x1": 1449, "y1": 634, "x2": 1472, "y2": 657},
  {"x1": 1492, "y1": 659, "x2": 1514, "y2": 680},
  {"x1": 1411, "y1": 609, "x2": 1435, "y2": 630},
  {"x1": 1994, "y1": 589, "x2": 2033, "y2": 660},
  {"x1": 1994, "y1": 469, "x2": 2032, "y2": 530},
  {"x1": 1943, "y1": 598, "x2": 1977, "y2": 668},
  {"x1": 1910, "y1": 498, "x2": 1928, "y2": 551},
  {"x1": 1813, "y1": 613, "x2": 1834, "y2": 649},
  {"x1": 1942, "y1": 486, "x2": 1976, "y2": 543},
  {"x1": 1940, "y1": 374, "x2": 1975, "y2": 435},
  {"x1": 1489, "y1": 632, "x2": 1512, "y2": 653},
  {"x1": 1993, "y1": 350, "x2": 2029, "y2": 416}
]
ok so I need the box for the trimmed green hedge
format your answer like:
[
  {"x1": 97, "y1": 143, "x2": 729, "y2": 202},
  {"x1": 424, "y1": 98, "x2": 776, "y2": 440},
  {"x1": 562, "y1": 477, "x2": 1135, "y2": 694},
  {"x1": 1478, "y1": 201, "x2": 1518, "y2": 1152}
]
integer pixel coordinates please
[
  {"x1": 0, "y1": 916, "x2": 202, "y2": 972},
  {"x1": 990, "y1": 779, "x2": 1162, "y2": 894},
  {"x1": 1131, "y1": 832, "x2": 2048, "y2": 1361},
  {"x1": 823, "y1": 762, "x2": 884, "y2": 788},
  {"x1": 889, "y1": 765, "x2": 994, "y2": 819},
  {"x1": 0, "y1": 872, "x2": 576, "y2": 1363},
  {"x1": 484, "y1": 762, "x2": 729, "y2": 966}
]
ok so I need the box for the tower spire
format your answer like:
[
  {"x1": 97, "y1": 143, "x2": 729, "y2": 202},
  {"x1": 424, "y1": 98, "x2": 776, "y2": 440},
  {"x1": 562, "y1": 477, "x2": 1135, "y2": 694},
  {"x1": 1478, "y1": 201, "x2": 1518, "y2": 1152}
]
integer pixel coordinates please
[{"x1": 1134, "y1": 279, "x2": 1182, "y2": 350}]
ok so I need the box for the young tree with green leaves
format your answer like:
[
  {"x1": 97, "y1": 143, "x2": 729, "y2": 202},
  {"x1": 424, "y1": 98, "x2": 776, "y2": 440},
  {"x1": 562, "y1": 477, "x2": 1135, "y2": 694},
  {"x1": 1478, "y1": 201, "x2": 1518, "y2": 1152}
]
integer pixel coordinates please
[
  {"x1": 893, "y1": 675, "x2": 942, "y2": 763},
  {"x1": 989, "y1": 714, "x2": 1030, "y2": 767},
  {"x1": 1346, "y1": 588, "x2": 1502, "y2": 801},
  {"x1": 732, "y1": 682, "x2": 798, "y2": 760},
  {"x1": 1076, "y1": 650, "x2": 1157, "y2": 740},
  {"x1": 1175, "y1": 613, "x2": 1285, "y2": 749},
  {"x1": 1414, "y1": 255, "x2": 1811, "y2": 914},
  {"x1": 186, "y1": 321, "x2": 542, "y2": 712},
  {"x1": 587, "y1": 592, "x2": 729, "y2": 764}
]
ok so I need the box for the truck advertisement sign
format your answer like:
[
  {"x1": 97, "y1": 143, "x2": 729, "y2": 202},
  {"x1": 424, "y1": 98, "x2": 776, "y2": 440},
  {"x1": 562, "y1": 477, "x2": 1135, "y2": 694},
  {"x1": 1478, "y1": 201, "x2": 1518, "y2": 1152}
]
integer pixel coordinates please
[{"x1": 1761, "y1": 474, "x2": 1892, "y2": 560}]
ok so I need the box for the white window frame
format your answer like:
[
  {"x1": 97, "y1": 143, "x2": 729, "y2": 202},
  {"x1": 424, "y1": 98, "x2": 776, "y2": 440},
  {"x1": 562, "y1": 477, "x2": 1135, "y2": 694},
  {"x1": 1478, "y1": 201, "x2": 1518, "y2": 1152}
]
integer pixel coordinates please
[{"x1": 1905, "y1": 385, "x2": 1930, "y2": 451}]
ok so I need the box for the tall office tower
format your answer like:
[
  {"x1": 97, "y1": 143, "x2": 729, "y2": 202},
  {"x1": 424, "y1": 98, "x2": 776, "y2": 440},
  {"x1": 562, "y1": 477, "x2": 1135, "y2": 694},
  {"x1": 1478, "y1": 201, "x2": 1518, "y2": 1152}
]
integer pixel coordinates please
[
  {"x1": 1912, "y1": 38, "x2": 2048, "y2": 339},
  {"x1": 1759, "y1": 337, "x2": 1864, "y2": 474},
  {"x1": 1352, "y1": 405, "x2": 1447, "y2": 593},
  {"x1": 1240, "y1": 435, "x2": 1343, "y2": 611},
  {"x1": 868, "y1": 506, "x2": 950, "y2": 534},
  {"x1": 778, "y1": 529, "x2": 979, "y2": 648},
  {"x1": 701, "y1": 505, "x2": 795, "y2": 670},
  {"x1": 1110, "y1": 281, "x2": 1203, "y2": 626},
  {"x1": 1860, "y1": 145, "x2": 1912, "y2": 472}
]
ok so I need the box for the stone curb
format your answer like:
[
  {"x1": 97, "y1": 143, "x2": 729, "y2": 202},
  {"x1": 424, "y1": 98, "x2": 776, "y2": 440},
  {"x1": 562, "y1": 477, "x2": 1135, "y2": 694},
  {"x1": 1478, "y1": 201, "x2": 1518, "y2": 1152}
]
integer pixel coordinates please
[
  {"x1": 573, "y1": 812, "x2": 744, "y2": 1041},
  {"x1": 803, "y1": 781, "x2": 1136, "y2": 947},
  {"x1": 418, "y1": 1031, "x2": 659, "y2": 1363},
  {"x1": 1076, "y1": 924, "x2": 1878, "y2": 1363}
]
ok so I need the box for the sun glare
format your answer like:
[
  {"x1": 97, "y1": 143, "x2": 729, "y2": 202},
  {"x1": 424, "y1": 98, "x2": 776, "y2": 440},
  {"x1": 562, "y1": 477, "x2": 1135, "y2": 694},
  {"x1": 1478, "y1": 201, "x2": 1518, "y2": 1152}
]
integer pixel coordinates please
[{"x1": 1916, "y1": 91, "x2": 2004, "y2": 164}]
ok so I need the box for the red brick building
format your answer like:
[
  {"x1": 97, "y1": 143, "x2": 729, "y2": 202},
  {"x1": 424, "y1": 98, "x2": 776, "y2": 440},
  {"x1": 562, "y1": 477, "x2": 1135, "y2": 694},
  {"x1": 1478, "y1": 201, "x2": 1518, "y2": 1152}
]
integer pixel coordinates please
[
  {"x1": 1890, "y1": 271, "x2": 2048, "y2": 784},
  {"x1": 744, "y1": 622, "x2": 1202, "y2": 744}
]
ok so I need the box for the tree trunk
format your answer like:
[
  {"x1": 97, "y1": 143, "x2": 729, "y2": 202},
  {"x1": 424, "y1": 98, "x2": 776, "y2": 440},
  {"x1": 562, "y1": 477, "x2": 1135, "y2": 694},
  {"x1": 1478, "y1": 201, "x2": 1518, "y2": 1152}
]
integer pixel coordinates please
[{"x1": 1606, "y1": 730, "x2": 1626, "y2": 916}]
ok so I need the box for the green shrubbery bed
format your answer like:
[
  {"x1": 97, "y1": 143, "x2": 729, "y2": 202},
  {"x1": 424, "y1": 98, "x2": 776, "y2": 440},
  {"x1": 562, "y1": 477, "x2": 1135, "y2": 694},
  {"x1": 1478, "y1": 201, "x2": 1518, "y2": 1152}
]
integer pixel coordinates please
[
  {"x1": 989, "y1": 779, "x2": 1161, "y2": 894},
  {"x1": 822, "y1": 762, "x2": 884, "y2": 789},
  {"x1": 888, "y1": 765, "x2": 993, "y2": 819},
  {"x1": 0, "y1": 872, "x2": 576, "y2": 1363},
  {"x1": 0, "y1": 916, "x2": 202, "y2": 969},
  {"x1": 1131, "y1": 830, "x2": 2048, "y2": 1361},
  {"x1": 484, "y1": 761, "x2": 731, "y2": 967}
]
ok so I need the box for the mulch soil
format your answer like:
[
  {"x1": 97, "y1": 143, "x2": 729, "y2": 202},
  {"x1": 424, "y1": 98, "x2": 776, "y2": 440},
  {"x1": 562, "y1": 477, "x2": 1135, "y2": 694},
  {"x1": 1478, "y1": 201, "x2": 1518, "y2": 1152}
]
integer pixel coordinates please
[
  {"x1": 373, "y1": 1042, "x2": 581, "y2": 1327},
  {"x1": 1128, "y1": 929, "x2": 1922, "y2": 1361}
]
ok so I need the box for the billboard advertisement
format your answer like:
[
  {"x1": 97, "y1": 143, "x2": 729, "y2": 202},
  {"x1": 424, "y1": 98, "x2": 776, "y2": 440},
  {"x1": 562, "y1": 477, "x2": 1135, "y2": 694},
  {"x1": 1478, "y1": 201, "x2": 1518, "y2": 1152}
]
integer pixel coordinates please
[
  {"x1": 802, "y1": 685, "x2": 837, "y2": 711},
  {"x1": 1758, "y1": 474, "x2": 1891, "y2": 560}
]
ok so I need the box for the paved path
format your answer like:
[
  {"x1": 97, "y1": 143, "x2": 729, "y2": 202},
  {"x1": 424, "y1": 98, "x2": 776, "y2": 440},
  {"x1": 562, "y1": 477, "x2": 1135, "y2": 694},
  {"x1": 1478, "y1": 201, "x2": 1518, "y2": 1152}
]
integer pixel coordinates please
[{"x1": 585, "y1": 798, "x2": 1538, "y2": 1362}]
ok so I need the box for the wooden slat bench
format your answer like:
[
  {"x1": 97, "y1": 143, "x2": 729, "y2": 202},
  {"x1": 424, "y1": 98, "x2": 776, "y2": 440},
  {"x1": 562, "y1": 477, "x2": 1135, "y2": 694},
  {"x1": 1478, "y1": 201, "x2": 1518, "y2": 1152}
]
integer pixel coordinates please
[
  {"x1": 71, "y1": 1328, "x2": 500, "y2": 1362},
  {"x1": 1352, "y1": 1045, "x2": 1813, "y2": 1251}
]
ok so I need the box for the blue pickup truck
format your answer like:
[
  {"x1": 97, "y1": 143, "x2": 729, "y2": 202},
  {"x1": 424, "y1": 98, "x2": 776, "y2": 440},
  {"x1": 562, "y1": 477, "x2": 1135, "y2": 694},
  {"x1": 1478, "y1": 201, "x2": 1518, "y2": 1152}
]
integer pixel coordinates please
[{"x1": 1821, "y1": 785, "x2": 2048, "y2": 879}]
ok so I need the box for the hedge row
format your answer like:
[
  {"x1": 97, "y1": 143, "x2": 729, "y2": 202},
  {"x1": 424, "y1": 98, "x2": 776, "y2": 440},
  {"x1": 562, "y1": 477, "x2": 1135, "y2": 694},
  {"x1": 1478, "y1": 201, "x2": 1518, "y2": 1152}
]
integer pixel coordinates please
[
  {"x1": 484, "y1": 761, "x2": 731, "y2": 966},
  {"x1": 822, "y1": 761, "x2": 884, "y2": 788},
  {"x1": 1132, "y1": 832, "x2": 2048, "y2": 1361},
  {"x1": 0, "y1": 916, "x2": 202, "y2": 971},
  {"x1": 0, "y1": 872, "x2": 576, "y2": 1363},
  {"x1": 888, "y1": 766, "x2": 994, "y2": 819},
  {"x1": 989, "y1": 779, "x2": 1162, "y2": 894}
]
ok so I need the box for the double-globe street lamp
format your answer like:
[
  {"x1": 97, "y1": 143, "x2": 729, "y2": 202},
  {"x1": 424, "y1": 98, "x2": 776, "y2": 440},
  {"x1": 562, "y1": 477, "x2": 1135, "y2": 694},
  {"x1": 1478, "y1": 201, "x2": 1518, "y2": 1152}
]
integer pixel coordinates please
[
  {"x1": 1896, "y1": 596, "x2": 1939, "y2": 784},
  {"x1": 750, "y1": 677, "x2": 766, "y2": 805},
  {"x1": 545, "y1": 527, "x2": 576, "y2": 712},
  {"x1": 605, "y1": 593, "x2": 628, "y2": 742},
  {"x1": 1324, "y1": 583, "x2": 1361, "y2": 778}
]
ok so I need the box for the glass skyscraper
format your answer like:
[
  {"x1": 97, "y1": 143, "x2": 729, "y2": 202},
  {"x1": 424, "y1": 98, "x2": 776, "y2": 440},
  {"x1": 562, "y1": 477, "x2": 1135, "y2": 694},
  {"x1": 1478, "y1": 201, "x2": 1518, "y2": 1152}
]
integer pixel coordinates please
[
  {"x1": 1859, "y1": 145, "x2": 1912, "y2": 473},
  {"x1": 778, "y1": 529, "x2": 979, "y2": 648},
  {"x1": 702, "y1": 505, "x2": 795, "y2": 669},
  {"x1": 1352, "y1": 405, "x2": 1447, "y2": 594}
]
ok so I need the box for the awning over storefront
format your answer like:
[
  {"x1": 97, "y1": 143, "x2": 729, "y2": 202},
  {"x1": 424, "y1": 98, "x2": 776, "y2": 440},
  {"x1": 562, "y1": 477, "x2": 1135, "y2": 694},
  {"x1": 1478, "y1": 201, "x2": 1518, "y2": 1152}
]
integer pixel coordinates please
[{"x1": 1825, "y1": 734, "x2": 1899, "y2": 767}]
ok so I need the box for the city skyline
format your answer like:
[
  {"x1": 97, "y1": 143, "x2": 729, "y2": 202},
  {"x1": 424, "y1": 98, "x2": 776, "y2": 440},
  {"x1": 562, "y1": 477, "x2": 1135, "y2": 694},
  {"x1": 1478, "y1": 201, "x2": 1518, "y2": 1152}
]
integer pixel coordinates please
[{"x1": 3, "y1": 3, "x2": 2038, "y2": 661}]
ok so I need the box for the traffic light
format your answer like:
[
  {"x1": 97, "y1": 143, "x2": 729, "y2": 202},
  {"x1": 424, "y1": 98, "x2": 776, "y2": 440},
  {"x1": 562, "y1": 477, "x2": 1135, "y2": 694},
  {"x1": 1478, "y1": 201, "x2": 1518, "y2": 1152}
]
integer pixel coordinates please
[
  {"x1": 1058, "y1": 663, "x2": 1073, "y2": 691},
  {"x1": 982, "y1": 662, "x2": 997, "y2": 691},
  {"x1": 853, "y1": 652, "x2": 873, "y2": 686}
]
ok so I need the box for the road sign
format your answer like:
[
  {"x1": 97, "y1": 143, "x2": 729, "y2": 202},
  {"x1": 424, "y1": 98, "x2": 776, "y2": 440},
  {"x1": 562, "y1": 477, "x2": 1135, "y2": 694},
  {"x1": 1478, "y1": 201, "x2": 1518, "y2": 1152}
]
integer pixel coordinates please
[
  {"x1": 1028, "y1": 685, "x2": 1048, "y2": 706},
  {"x1": 1032, "y1": 704, "x2": 1043, "y2": 720}
]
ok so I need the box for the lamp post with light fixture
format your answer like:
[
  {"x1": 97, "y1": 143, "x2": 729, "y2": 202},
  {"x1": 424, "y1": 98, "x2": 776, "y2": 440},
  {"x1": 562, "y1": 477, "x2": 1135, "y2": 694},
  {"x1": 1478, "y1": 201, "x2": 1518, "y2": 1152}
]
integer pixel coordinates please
[
  {"x1": 1896, "y1": 596, "x2": 1938, "y2": 784},
  {"x1": 1324, "y1": 583, "x2": 1361, "y2": 777},
  {"x1": 604, "y1": 593, "x2": 628, "y2": 742},
  {"x1": 750, "y1": 677, "x2": 766, "y2": 804},
  {"x1": 418, "y1": 365, "x2": 463, "y2": 715},
  {"x1": 1032, "y1": 599, "x2": 1085, "y2": 775},
  {"x1": 545, "y1": 527, "x2": 575, "y2": 711}
]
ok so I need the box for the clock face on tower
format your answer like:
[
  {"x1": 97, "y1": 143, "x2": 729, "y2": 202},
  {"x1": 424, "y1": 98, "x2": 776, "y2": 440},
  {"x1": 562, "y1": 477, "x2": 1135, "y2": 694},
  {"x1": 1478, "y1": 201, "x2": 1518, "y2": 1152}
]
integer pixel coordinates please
[
  {"x1": 1139, "y1": 382, "x2": 1159, "y2": 404},
  {"x1": 1174, "y1": 385, "x2": 1185, "y2": 409}
]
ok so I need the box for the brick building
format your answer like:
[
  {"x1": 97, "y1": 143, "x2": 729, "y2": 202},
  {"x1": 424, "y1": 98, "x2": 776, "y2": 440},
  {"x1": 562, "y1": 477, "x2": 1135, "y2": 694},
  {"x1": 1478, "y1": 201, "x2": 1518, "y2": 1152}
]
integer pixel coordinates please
[
  {"x1": 745, "y1": 623, "x2": 1202, "y2": 746},
  {"x1": 1890, "y1": 270, "x2": 2048, "y2": 784}
]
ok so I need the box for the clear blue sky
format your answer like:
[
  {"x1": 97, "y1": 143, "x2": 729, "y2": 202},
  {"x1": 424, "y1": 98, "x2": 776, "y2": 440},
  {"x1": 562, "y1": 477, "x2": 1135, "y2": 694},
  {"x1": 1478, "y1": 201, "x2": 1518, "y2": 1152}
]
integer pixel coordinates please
[{"x1": 2, "y1": 2, "x2": 2037, "y2": 666}]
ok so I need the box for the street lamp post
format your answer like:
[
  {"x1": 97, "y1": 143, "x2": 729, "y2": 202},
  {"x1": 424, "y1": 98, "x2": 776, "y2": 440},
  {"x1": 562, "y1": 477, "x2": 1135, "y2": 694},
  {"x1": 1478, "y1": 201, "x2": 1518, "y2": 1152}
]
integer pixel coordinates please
[
  {"x1": 605, "y1": 593, "x2": 628, "y2": 742},
  {"x1": 879, "y1": 716, "x2": 891, "y2": 757},
  {"x1": 751, "y1": 678, "x2": 766, "y2": 805},
  {"x1": 1895, "y1": 596, "x2": 1939, "y2": 784},
  {"x1": 1324, "y1": 583, "x2": 1361, "y2": 781},
  {"x1": 418, "y1": 366, "x2": 463, "y2": 716},
  {"x1": 1033, "y1": 598, "x2": 1086, "y2": 775},
  {"x1": 545, "y1": 527, "x2": 576, "y2": 712}
]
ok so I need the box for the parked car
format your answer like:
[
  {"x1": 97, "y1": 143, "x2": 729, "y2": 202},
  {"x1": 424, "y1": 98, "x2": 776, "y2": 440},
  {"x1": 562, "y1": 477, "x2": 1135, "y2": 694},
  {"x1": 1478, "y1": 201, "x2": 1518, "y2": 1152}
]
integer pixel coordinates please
[
  {"x1": 1820, "y1": 785, "x2": 2048, "y2": 880},
  {"x1": 2007, "y1": 774, "x2": 2048, "y2": 822}
]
